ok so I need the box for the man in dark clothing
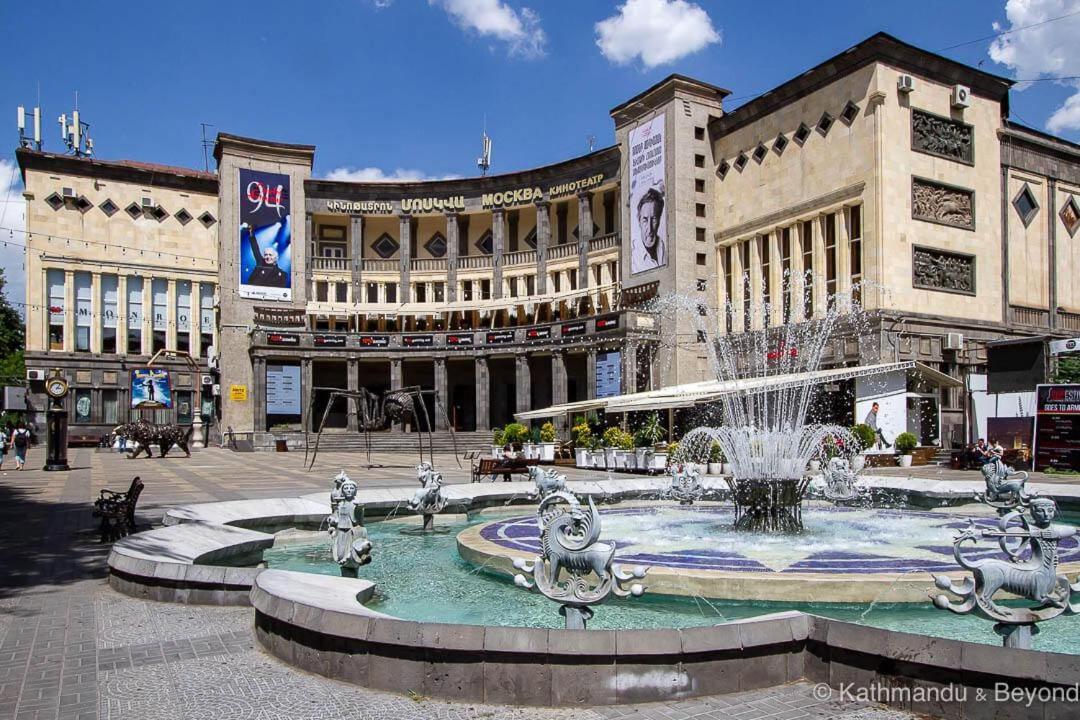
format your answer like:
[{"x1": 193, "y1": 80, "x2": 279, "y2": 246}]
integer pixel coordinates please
[{"x1": 245, "y1": 225, "x2": 289, "y2": 288}]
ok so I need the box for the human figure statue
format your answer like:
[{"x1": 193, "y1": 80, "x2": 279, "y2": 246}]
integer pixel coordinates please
[{"x1": 328, "y1": 477, "x2": 372, "y2": 577}]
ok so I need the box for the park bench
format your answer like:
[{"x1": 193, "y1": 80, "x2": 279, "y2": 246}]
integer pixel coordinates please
[
  {"x1": 471, "y1": 457, "x2": 539, "y2": 483},
  {"x1": 92, "y1": 476, "x2": 144, "y2": 543}
]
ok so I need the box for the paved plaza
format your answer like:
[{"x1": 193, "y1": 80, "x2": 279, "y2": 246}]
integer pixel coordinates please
[{"x1": 0, "y1": 446, "x2": 995, "y2": 719}]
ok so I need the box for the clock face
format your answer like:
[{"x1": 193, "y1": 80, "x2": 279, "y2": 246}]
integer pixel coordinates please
[{"x1": 46, "y1": 378, "x2": 68, "y2": 399}]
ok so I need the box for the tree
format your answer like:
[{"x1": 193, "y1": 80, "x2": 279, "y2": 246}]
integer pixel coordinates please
[
  {"x1": 1053, "y1": 356, "x2": 1080, "y2": 384},
  {"x1": 0, "y1": 269, "x2": 24, "y2": 385}
]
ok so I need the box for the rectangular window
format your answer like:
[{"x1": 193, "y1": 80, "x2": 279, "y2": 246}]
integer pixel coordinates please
[
  {"x1": 696, "y1": 227, "x2": 706, "y2": 242},
  {"x1": 47, "y1": 269, "x2": 65, "y2": 350},
  {"x1": 74, "y1": 272, "x2": 92, "y2": 352},
  {"x1": 385, "y1": 283, "x2": 397, "y2": 304},
  {"x1": 481, "y1": 279, "x2": 491, "y2": 300},
  {"x1": 696, "y1": 253, "x2": 707, "y2": 266},
  {"x1": 781, "y1": 228, "x2": 792, "y2": 323},
  {"x1": 366, "y1": 282, "x2": 378, "y2": 303},
  {"x1": 850, "y1": 205, "x2": 863, "y2": 303},
  {"x1": 127, "y1": 277, "x2": 143, "y2": 354},
  {"x1": 802, "y1": 220, "x2": 814, "y2": 318},
  {"x1": 200, "y1": 285, "x2": 215, "y2": 358},
  {"x1": 740, "y1": 242, "x2": 751, "y2": 331},
  {"x1": 152, "y1": 278, "x2": 168, "y2": 353},
  {"x1": 462, "y1": 282, "x2": 473, "y2": 302},
  {"x1": 760, "y1": 236, "x2": 770, "y2": 314},
  {"x1": 695, "y1": 203, "x2": 706, "y2": 218},
  {"x1": 101, "y1": 274, "x2": 118, "y2": 354},
  {"x1": 434, "y1": 282, "x2": 445, "y2": 303},
  {"x1": 552, "y1": 273, "x2": 561, "y2": 293},
  {"x1": 415, "y1": 283, "x2": 427, "y2": 303},
  {"x1": 103, "y1": 389, "x2": 120, "y2": 425},
  {"x1": 335, "y1": 282, "x2": 348, "y2": 303},
  {"x1": 568, "y1": 269, "x2": 577, "y2": 291},
  {"x1": 508, "y1": 277, "x2": 518, "y2": 298},
  {"x1": 73, "y1": 388, "x2": 92, "y2": 423},
  {"x1": 525, "y1": 275, "x2": 535, "y2": 296},
  {"x1": 824, "y1": 213, "x2": 837, "y2": 298},
  {"x1": 695, "y1": 178, "x2": 705, "y2": 193},
  {"x1": 694, "y1": 154, "x2": 705, "y2": 168},
  {"x1": 315, "y1": 281, "x2": 328, "y2": 302},
  {"x1": 176, "y1": 280, "x2": 191, "y2": 354}
]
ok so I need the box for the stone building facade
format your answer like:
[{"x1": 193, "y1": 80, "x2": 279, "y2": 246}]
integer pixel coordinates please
[{"x1": 16, "y1": 32, "x2": 1080, "y2": 448}]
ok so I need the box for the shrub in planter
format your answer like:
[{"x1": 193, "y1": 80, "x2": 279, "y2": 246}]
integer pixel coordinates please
[
  {"x1": 635, "y1": 412, "x2": 666, "y2": 448},
  {"x1": 571, "y1": 420, "x2": 592, "y2": 448},
  {"x1": 493, "y1": 427, "x2": 505, "y2": 446},
  {"x1": 851, "y1": 423, "x2": 876, "y2": 452},
  {"x1": 602, "y1": 427, "x2": 625, "y2": 448},
  {"x1": 502, "y1": 423, "x2": 530, "y2": 446},
  {"x1": 539, "y1": 422, "x2": 556, "y2": 443},
  {"x1": 895, "y1": 432, "x2": 918, "y2": 456}
]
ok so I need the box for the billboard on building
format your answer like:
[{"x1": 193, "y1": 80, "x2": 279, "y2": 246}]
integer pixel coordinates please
[
  {"x1": 130, "y1": 368, "x2": 172, "y2": 409},
  {"x1": 239, "y1": 168, "x2": 292, "y2": 301},
  {"x1": 1033, "y1": 384, "x2": 1080, "y2": 472},
  {"x1": 266, "y1": 364, "x2": 301, "y2": 415},
  {"x1": 629, "y1": 115, "x2": 666, "y2": 275},
  {"x1": 596, "y1": 351, "x2": 622, "y2": 399}
]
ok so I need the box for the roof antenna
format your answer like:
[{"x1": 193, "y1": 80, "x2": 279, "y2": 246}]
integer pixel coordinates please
[
  {"x1": 200, "y1": 122, "x2": 215, "y2": 172},
  {"x1": 476, "y1": 116, "x2": 492, "y2": 176},
  {"x1": 58, "y1": 92, "x2": 93, "y2": 157},
  {"x1": 587, "y1": 134, "x2": 596, "y2": 152}
]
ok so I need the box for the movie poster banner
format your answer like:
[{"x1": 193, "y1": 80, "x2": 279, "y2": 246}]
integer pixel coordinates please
[
  {"x1": 1034, "y1": 384, "x2": 1080, "y2": 472},
  {"x1": 629, "y1": 115, "x2": 666, "y2": 275},
  {"x1": 239, "y1": 168, "x2": 292, "y2": 301},
  {"x1": 130, "y1": 368, "x2": 173, "y2": 410}
]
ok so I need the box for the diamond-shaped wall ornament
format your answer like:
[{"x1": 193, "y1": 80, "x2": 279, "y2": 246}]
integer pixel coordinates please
[
  {"x1": 149, "y1": 205, "x2": 169, "y2": 222},
  {"x1": 793, "y1": 122, "x2": 811, "y2": 145},
  {"x1": 817, "y1": 111, "x2": 834, "y2": 136},
  {"x1": 571, "y1": 222, "x2": 601, "y2": 240},
  {"x1": 773, "y1": 133, "x2": 788, "y2": 155},
  {"x1": 1061, "y1": 195, "x2": 1080, "y2": 237},
  {"x1": 716, "y1": 159, "x2": 730, "y2": 179},
  {"x1": 175, "y1": 208, "x2": 193, "y2": 226},
  {"x1": 99, "y1": 199, "x2": 119, "y2": 217},
  {"x1": 475, "y1": 230, "x2": 493, "y2": 255},
  {"x1": 1012, "y1": 184, "x2": 1039, "y2": 228},
  {"x1": 126, "y1": 202, "x2": 142, "y2": 219},
  {"x1": 198, "y1": 211, "x2": 216, "y2": 228},
  {"x1": 522, "y1": 227, "x2": 537, "y2": 248},
  {"x1": 73, "y1": 196, "x2": 93, "y2": 213},
  {"x1": 424, "y1": 231, "x2": 447, "y2": 257},
  {"x1": 752, "y1": 143, "x2": 768, "y2": 163},
  {"x1": 372, "y1": 232, "x2": 399, "y2": 259},
  {"x1": 45, "y1": 193, "x2": 64, "y2": 211},
  {"x1": 840, "y1": 101, "x2": 860, "y2": 125}
]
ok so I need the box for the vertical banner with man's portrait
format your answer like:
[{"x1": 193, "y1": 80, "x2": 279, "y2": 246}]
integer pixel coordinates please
[
  {"x1": 629, "y1": 115, "x2": 667, "y2": 275},
  {"x1": 239, "y1": 168, "x2": 292, "y2": 301}
]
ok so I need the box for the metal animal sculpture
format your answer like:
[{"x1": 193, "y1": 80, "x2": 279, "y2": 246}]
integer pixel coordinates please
[
  {"x1": 666, "y1": 465, "x2": 704, "y2": 505},
  {"x1": 305, "y1": 386, "x2": 457, "y2": 469},
  {"x1": 113, "y1": 420, "x2": 194, "y2": 459},
  {"x1": 976, "y1": 456, "x2": 1033, "y2": 510},
  {"x1": 527, "y1": 465, "x2": 566, "y2": 499}
]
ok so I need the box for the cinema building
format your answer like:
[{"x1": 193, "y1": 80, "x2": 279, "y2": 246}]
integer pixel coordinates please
[{"x1": 17, "y1": 33, "x2": 1080, "y2": 450}]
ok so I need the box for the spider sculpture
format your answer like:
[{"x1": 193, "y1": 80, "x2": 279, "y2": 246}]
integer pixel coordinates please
[{"x1": 305, "y1": 385, "x2": 458, "y2": 469}]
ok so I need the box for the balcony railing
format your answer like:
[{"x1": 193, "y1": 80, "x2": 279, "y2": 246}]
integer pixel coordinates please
[
  {"x1": 504, "y1": 249, "x2": 537, "y2": 267},
  {"x1": 311, "y1": 256, "x2": 350, "y2": 272},
  {"x1": 411, "y1": 258, "x2": 447, "y2": 272},
  {"x1": 1010, "y1": 305, "x2": 1050, "y2": 328},
  {"x1": 1060, "y1": 312, "x2": 1080, "y2": 332},
  {"x1": 362, "y1": 259, "x2": 398, "y2": 273},
  {"x1": 459, "y1": 255, "x2": 493, "y2": 270},
  {"x1": 588, "y1": 232, "x2": 620, "y2": 252},
  {"x1": 547, "y1": 243, "x2": 578, "y2": 260}
]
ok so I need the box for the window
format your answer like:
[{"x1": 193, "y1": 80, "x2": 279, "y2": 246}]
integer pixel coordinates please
[
  {"x1": 724, "y1": 246, "x2": 734, "y2": 333},
  {"x1": 385, "y1": 283, "x2": 397, "y2": 304},
  {"x1": 824, "y1": 213, "x2": 837, "y2": 297},
  {"x1": 733, "y1": 153, "x2": 748, "y2": 171},
  {"x1": 695, "y1": 203, "x2": 706, "y2": 218},
  {"x1": 817, "y1": 111, "x2": 834, "y2": 136},
  {"x1": 315, "y1": 281, "x2": 328, "y2": 302},
  {"x1": 434, "y1": 282, "x2": 445, "y2": 302},
  {"x1": 696, "y1": 227, "x2": 706, "y2": 242},
  {"x1": 366, "y1": 282, "x2": 378, "y2": 304},
  {"x1": 101, "y1": 275, "x2": 118, "y2": 354},
  {"x1": 752, "y1": 143, "x2": 767, "y2": 163},
  {"x1": 176, "y1": 281, "x2": 191, "y2": 354},
  {"x1": 73, "y1": 389, "x2": 92, "y2": 423},
  {"x1": 694, "y1": 154, "x2": 705, "y2": 168},
  {"x1": 199, "y1": 285, "x2": 214, "y2": 357},
  {"x1": 696, "y1": 253, "x2": 707, "y2": 266},
  {"x1": 151, "y1": 279, "x2": 168, "y2": 353},
  {"x1": 47, "y1": 269, "x2": 65, "y2": 350},
  {"x1": 840, "y1": 101, "x2": 860, "y2": 125},
  {"x1": 372, "y1": 233, "x2": 399, "y2": 259},
  {"x1": 694, "y1": 126, "x2": 705, "y2": 140},
  {"x1": 415, "y1": 283, "x2": 427, "y2": 303},
  {"x1": 509, "y1": 277, "x2": 518, "y2": 298},
  {"x1": 552, "y1": 273, "x2": 561, "y2": 293},
  {"x1": 716, "y1": 160, "x2": 730, "y2": 179},
  {"x1": 103, "y1": 389, "x2": 120, "y2": 425},
  {"x1": 740, "y1": 242, "x2": 751, "y2": 331},
  {"x1": 481, "y1": 279, "x2": 491, "y2": 300},
  {"x1": 73, "y1": 272, "x2": 91, "y2": 352},
  {"x1": 773, "y1": 133, "x2": 788, "y2": 155},
  {"x1": 1062, "y1": 195, "x2": 1080, "y2": 237},
  {"x1": 127, "y1": 277, "x2": 143, "y2": 354},
  {"x1": 335, "y1": 282, "x2": 348, "y2": 303},
  {"x1": 781, "y1": 227, "x2": 792, "y2": 323},
  {"x1": 1012, "y1": 184, "x2": 1039, "y2": 227},
  {"x1": 850, "y1": 206, "x2": 863, "y2": 303},
  {"x1": 696, "y1": 278, "x2": 707, "y2": 292},
  {"x1": 793, "y1": 123, "x2": 811, "y2": 145},
  {"x1": 525, "y1": 275, "x2": 535, "y2": 296},
  {"x1": 696, "y1": 330, "x2": 707, "y2": 343},
  {"x1": 695, "y1": 178, "x2": 705, "y2": 193},
  {"x1": 319, "y1": 243, "x2": 345, "y2": 258},
  {"x1": 569, "y1": 269, "x2": 577, "y2": 291},
  {"x1": 802, "y1": 220, "x2": 814, "y2": 317},
  {"x1": 462, "y1": 282, "x2": 473, "y2": 302}
]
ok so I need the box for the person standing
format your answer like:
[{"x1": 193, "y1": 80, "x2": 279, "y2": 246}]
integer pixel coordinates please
[
  {"x1": 864, "y1": 402, "x2": 892, "y2": 450},
  {"x1": 11, "y1": 421, "x2": 31, "y2": 470},
  {"x1": 0, "y1": 425, "x2": 8, "y2": 470}
]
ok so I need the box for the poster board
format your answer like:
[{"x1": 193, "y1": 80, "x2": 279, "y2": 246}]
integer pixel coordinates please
[
  {"x1": 239, "y1": 168, "x2": 292, "y2": 301},
  {"x1": 628, "y1": 115, "x2": 667, "y2": 275},
  {"x1": 1033, "y1": 384, "x2": 1080, "y2": 471},
  {"x1": 266, "y1": 364, "x2": 301, "y2": 415},
  {"x1": 130, "y1": 368, "x2": 172, "y2": 409}
]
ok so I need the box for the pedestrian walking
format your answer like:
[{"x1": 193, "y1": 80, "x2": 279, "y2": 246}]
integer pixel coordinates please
[{"x1": 11, "y1": 421, "x2": 31, "y2": 470}]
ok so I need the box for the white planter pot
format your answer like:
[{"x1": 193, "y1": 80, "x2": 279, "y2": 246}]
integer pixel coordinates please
[
  {"x1": 604, "y1": 448, "x2": 618, "y2": 469},
  {"x1": 650, "y1": 452, "x2": 668, "y2": 471},
  {"x1": 899, "y1": 454, "x2": 913, "y2": 467},
  {"x1": 808, "y1": 459, "x2": 821, "y2": 472},
  {"x1": 614, "y1": 450, "x2": 629, "y2": 470},
  {"x1": 524, "y1": 443, "x2": 537, "y2": 459},
  {"x1": 851, "y1": 454, "x2": 866, "y2": 472},
  {"x1": 707, "y1": 462, "x2": 722, "y2": 476},
  {"x1": 721, "y1": 463, "x2": 732, "y2": 475},
  {"x1": 539, "y1": 442, "x2": 555, "y2": 462},
  {"x1": 591, "y1": 450, "x2": 606, "y2": 468},
  {"x1": 575, "y1": 447, "x2": 590, "y2": 467},
  {"x1": 635, "y1": 448, "x2": 649, "y2": 468},
  {"x1": 492, "y1": 445, "x2": 501, "y2": 458}
]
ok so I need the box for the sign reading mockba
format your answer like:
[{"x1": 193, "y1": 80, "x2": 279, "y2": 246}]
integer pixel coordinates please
[
  {"x1": 313, "y1": 334, "x2": 347, "y2": 348},
  {"x1": 561, "y1": 321, "x2": 587, "y2": 337},
  {"x1": 266, "y1": 333, "x2": 300, "y2": 347},
  {"x1": 358, "y1": 335, "x2": 391, "y2": 348},
  {"x1": 526, "y1": 326, "x2": 552, "y2": 340},
  {"x1": 403, "y1": 334, "x2": 434, "y2": 347},
  {"x1": 486, "y1": 330, "x2": 515, "y2": 345},
  {"x1": 1033, "y1": 384, "x2": 1080, "y2": 472},
  {"x1": 446, "y1": 333, "x2": 475, "y2": 346}
]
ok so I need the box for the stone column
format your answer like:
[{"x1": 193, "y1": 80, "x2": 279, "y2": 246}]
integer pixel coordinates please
[
  {"x1": 434, "y1": 357, "x2": 448, "y2": 430},
  {"x1": 836, "y1": 207, "x2": 851, "y2": 303},
  {"x1": 253, "y1": 357, "x2": 267, "y2": 433},
  {"x1": 117, "y1": 275, "x2": 128, "y2": 354},
  {"x1": 749, "y1": 236, "x2": 763, "y2": 330},
  {"x1": 790, "y1": 224, "x2": 806, "y2": 323},
  {"x1": 446, "y1": 213, "x2": 459, "y2": 302},
  {"x1": 586, "y1": 349, "x2": 597, "y2": 400},
  {"x1": 305, "y1": 213, "x2": 314, "y2": 300},
  {"x1": 623, "y1": 341, "x2": 638, "y2": 395},
  {"x1": 552, "y1": 351, "x2": 568, "y2": 435},
  {"x1": 515, "y1": 353, "x2": 531, "y2": 415},
  {"x1": 399, "y1": 215, "x2": 412, "y2": 303},
  {"x1": 475, "y1": 357, "x2": 490, "y2": 432},
  {"x1": 768, "y1": 231, "x2": 783, "y2": 327},
  {"x1": 577, "y1": 192, "x2": 593, "y2": 289},
  {"x1": 390, "y1": 358, "x2": 403, "y2": 389},
  {"x1": 347, "y1": 358, "x2": 359, "y2": 432},
  {"x1": 166, "y1": 278, "x2": 177, "y2": 351},
  {"x1": 350, "y1": 215, "x2": 364, "y2": 304},
  {"x1": 142, "y1": 277, "x2": 152, "y2": 356},
  {"x1": 535, "y1": 202, "x2": 550, "y2": 294},
  {"x1": 300, "y1": 358, "x2": 312, "y2": 432},
  {"x1": 64, "y1": 270, "x2": 75, "y2": 353},
  {"x1": 492, "y1": 208, "x2": 505, "y2": 300},
  {"x1": 813, "y1": 215, "x2": 826, "y2": 318},
  {"x1": 90, "y1": 272, "x2": 102, "y2": 353}
]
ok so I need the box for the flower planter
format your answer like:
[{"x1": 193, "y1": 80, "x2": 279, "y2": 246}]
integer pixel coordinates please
[
  {"x1": 650, "y1": 452, "x2": 668, "y2": 472},
  {"x1": 721, "y1": 462, "x2": 732, "y2": 475},
  {"x1": 634, "y1": 448, "x2": 649, "y2": 468},
  {"x1": 898, "y1": 454, "x2": 913, "y2": 467},
  {"x1": 707, "y1": 462, "x2": 722, "y2": 476},
  {"x1": 604, "y1": 448, "x2": 618, "y2": 469},
  {"x1": 591, "y1": 450, "x2": 606, "y2": 469},
  {"x1": 492, "y1": 445, "x2": 502, "y2": 459},
  {"x1": 523, "y1": 443, "x2": 538, "y2": 460},
  {"x1": 575, "y1": 447, "x2": 590, "y2": 467},
  {"x1": 539, "y1": 442, "x2": 555, "y2": 462}
]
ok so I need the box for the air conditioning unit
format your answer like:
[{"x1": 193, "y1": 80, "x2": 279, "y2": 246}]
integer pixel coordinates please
[
  {"x1": 944, "y1": 333, "x2": 964, "y2": 351},
  {"x1": 897, "y1": 75, "x2": 915, "y2": 93},
  {"x1": 62, "y1": 187, "x2": 76, "y2": 198},
  {"x1": 141, "y1": 196, "x2": 155, "y2": 208},
  {"x1": 951, "y1": 85, "x2": 971, "y2": 109},
  {"x1": 201, "y1": 375, "x2": 213, "y2": 386},
  {"x1": 26, "y1": 368, "x2": 45, "y2": 381}
]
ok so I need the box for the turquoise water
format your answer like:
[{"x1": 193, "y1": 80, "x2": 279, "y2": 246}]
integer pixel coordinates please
[{"x1": 262, "y1": 515, "x2": 1080, "y2": 654}]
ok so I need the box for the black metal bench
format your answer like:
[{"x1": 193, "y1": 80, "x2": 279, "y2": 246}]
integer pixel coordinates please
[{"x1": 92, "y1": 476, "x2": 144, "y2": 543}]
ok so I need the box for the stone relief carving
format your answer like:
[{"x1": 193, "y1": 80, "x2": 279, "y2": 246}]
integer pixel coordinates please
[
  {"x1": 912, "y1": 246, "x2": 975, "y2": 294},
  {"x1": 912, "y1": 178, "x2": 975, "y2": 230},
  {"x1": 912, "y1": 110, "x2": 973, "y2": 163}
]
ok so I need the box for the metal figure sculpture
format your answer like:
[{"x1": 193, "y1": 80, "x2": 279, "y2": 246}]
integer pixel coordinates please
[
  {"x1": 327, "y1": 474, "x2": 373, "y2": 577},
  {"x1": 820, "y1": 457, "x2": 861, "y2": 502},
  {"x1": 932, "y1": 497, "x2": 1080, "y2": 648},
  {"x1": 408, "y1": 462, "x2": 447, "y2": 532},
  {"x1": 330, "y1": 469, "x2": 350, "y2": 513},
  {"x1": 526, "y1": 465, "x2": 567, "y2": 499},
  {"x1": 305, "y1": 386, "x2": 458, "y2": 469},
  {"x1": 513, "y1": 490, "x2": 648, "y2": 629},
  {"x1": 665, "y1": 465, "x2": 704, "y2": 505},
  {"x1": 113, "y1": 420, "x2": 194, "y2": 459},
  {"x1": 975, "y1": 456, "x2": 1033, "y2": 511}
]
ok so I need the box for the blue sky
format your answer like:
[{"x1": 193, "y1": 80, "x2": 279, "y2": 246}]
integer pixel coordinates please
[{"x1": 2, "y1": 0, "x2": 1079, "y2": 307}]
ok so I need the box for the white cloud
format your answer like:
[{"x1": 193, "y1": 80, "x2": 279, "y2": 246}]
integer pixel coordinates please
[
  {"x1": 596, "y1": 0, "x2": 720, "y2": 69},
  {"x1": 324, "y1": 166, "x2": 461, "y2": 182},
  {"x1": 988, "y1": 0, "x2": 1080, "y2": 134},
  {"x1": 430, "y1": 0, "x2": 546, "y2": 59},
  {"x1": 0, "y1": 160, "x2": 25, "y2": 318}
]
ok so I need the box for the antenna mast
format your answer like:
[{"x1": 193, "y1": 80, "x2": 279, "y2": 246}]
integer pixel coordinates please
[
  {"x1": 57, "y1": 93, "x2": 93, "y2": 157},
  {"x1": 200, "y1": 123, "x2": 215, "y2": 172},
  {"x1": 476, "y1": 117, "x2": 492, "y2": 176},
  {"x1": 17, "y1": 105, "x2": 43, "y2": 150}
]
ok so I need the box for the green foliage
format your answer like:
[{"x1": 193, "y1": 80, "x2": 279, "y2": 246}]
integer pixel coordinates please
[
  {"x1": 501, "y1": 423, "x2": 529, "y2": 445},
  {"x1": 895, "y1": 432, "x2": 918, "y2": 455},
  {"x1": 1053, "y1": 356, "x2": 1080, "y2": 384},
  {"x1": 851, "y1": 423, "x2": 876, "y2": 451},
  {"x1": 601, "y1": 426, "x2": 633, "y2": 450},
  {"x1": 0, "y1": 270, "x2": 24, "y2": 386},
  {"x1": 571, "y1": 421, "x2": 592, "y2": 448},
  {"x1": 709, "y1": 441, "x2": 724, "y2": 463},
  {"x1": 633, "y1": 412, "x2": 665, "y2": 448},
  {"x1": 666, "y1": 441, "x2": 679, "y2": 459},
  {"x1": 539, "y1": 422, "x2": 556, "y2": 443},
  {"x1": 821, "y1": 435, "x2": 842, "y2": 461},
  {"x1": 492, "y1": 426, "x2": 504, "y2": 445},
  {"x1": 0, "y1": 349, "x2": 24, "y2": 387},
  {"x1": 530, "y1": 425, "x2": 541, "y2": 443}
]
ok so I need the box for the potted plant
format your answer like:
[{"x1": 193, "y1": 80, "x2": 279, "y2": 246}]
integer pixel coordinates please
[
  {"x1": 617, "y1": 429, "x2": 635, "y2": 470},
  {"x1": 521, "y1": 426, "x2": 539, "y2": 459},
  {"x1": 850, "y1": 423, "x2": 876, "y2": 471},
  {"x1": 492, "y1": 427, "x2": 505, "y2": 458},
  {"x1": 538, "y1": 422, "x2": 557, "y2": 462},
  {"x1": 895, "y1": 432, "x2": 918, "y2": 467},
  {"x1": 501, "y1": 422, "x2": 529, "y2": 453},
  {"x1": 634, "y1": 413, "x2": 665, "y2": 469},
  {"x1": 707, "y1": 441, "x2": 724, "y2": 476},
  {"x1": 602, "y1": 427, "x2": 624, "y2": 470},
  {"x1": 572, "y1": 419, "x2": 592, "y2": 467},
  {"x1": 590, "y1": 435, "x2": 606, "y2": 469},
  {"x1": 665, "y1": 441, "x2": 680, "y2": 472}
]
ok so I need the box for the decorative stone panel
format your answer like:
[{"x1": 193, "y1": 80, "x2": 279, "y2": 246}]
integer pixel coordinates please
[
  {"x1": 1062, "y1": 195, "x2": 1080, "y2": 238},
  {"x1": 911, "y1": 110, "x2": 973, "y2": 164},
  {"x1": 911, "y1": 177, "x2": 975, "y2": 230},
  {"x1": 912, "y1": 245, "x2": 975, "y2": 295}
]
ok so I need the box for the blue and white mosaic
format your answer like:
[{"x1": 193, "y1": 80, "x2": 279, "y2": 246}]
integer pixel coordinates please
[{"x1": 479, "y1": 506, "x2": 1080, "y2": 575}]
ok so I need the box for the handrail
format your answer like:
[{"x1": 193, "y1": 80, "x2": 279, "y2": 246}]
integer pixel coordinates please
[
  {"x1": 547, "y1": 243, "x2": 578, "y2": 260},
  {"x1": 504, "y1": 249, "x2": 537, "y2": 267},
  {"x1": 458, "y1": 255, "x2": 493, "y2": 270}
]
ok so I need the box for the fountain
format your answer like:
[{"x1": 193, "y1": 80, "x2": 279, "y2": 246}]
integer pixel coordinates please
[
  {"x1": 664, "y1": 465, "x2": 704, "y2": 505},
  {"x1": 407, "y1": 462, "x2": 447, "y2": 532},
  {"x1": 326, "y1": 473, "x2": 372, "y2": 576}
]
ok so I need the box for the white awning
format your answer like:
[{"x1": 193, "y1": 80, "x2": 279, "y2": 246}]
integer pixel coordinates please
[{"x1": 513, "y1": 398, "x2": 609, "y2": 421}]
